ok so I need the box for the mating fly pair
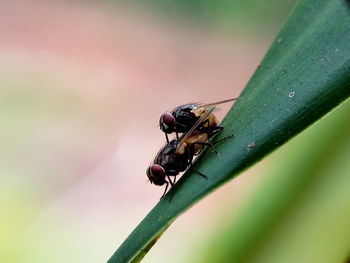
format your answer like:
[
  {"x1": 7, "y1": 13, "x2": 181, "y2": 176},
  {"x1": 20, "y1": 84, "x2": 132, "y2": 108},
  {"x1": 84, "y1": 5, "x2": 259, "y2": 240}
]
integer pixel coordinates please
[{"x1": 146, "y1": 98, "x2": 237, "y2": 197}]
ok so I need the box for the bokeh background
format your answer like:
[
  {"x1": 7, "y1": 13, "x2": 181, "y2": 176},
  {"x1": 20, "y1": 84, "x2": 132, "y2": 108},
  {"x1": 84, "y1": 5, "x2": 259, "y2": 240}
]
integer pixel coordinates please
[{"x1": 1, "y1": 1, "x2": 350, "y2": 262}]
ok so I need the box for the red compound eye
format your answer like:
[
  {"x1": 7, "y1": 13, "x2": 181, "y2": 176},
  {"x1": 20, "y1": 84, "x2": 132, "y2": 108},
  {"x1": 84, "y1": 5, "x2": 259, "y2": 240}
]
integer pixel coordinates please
[
  {"x1": 146, "y1": 164, "x2": 166, "y2": 186},
  {"x1": 160, "y1": 112, "x2": 175, "y2": 130},
  {"x1": 150, "y1": 164, "x2": 165, "y2": 177}
]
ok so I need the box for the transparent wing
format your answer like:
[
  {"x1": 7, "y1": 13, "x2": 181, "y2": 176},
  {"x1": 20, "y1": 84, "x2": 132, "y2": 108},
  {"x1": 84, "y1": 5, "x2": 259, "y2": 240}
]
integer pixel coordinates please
[
  {"x1": 199, "y1": 97, "x2": 238, "y2": 108},
  {"x1": 179, "y1": 105, "x2": 216, "y2": 145}
]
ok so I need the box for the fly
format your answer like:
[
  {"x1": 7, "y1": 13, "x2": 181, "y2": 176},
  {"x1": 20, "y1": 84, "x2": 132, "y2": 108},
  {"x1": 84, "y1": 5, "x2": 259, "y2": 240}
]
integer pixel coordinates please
[
  {"x1": 159, "y1": 98, "x2": 238, "y2": 143},
  {"x1": 147, "y1": 107, "x2": 234, "y2": 198}
]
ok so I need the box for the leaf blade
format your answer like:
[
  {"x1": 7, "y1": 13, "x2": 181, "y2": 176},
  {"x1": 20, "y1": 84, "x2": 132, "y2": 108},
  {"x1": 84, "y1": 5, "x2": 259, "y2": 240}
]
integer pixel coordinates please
[{"x1": 108, "y1": 0, "x2": 350, "y2": 262}]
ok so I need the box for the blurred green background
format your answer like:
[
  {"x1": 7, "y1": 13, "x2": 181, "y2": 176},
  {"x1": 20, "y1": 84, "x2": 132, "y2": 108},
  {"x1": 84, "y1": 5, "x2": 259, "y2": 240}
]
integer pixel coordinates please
[
  {"x1": 1, "y1": 0, "x2": 349, "y2": 262},
  {"x1": 116, "y1": 0, "x2": 296, "y2": 34}
]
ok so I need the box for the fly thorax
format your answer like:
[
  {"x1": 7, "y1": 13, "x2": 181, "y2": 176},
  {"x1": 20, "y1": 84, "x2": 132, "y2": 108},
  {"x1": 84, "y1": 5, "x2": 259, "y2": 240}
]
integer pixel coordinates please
[
  {"x1": 191, "y1": 107, "x2": 205, "y2": 118},
  {"x1": 176, "y1": 143, "x2": 187, "y2": 155}
]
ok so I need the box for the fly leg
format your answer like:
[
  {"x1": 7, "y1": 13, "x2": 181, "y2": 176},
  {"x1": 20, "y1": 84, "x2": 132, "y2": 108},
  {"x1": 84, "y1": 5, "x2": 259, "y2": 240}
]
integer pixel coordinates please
[
  {"x1": 212, "y1": 133, "x2": 235, "y2": 145},
  {"x1": 162, "y1": 171, "x2": 179, "y2": 201},
  {"x1": 173, "y1": 130, "x2": 179, "y2": 141},
  {"x1": 209, "y1": 126, "x2": 223, "y2": 136},
  {"x1": 189, "y1": 161, "x2": 207, "y2": 179},
  {"x1": 161, "y1": 175, "x2": 175, "y2": 199},
  {"x1": 200, "y1": 123, "x2": 223, "y2": 137},
  {"x1": 174, "y1": 122, "x2": 188, "y2": 140},
  {"x1": 192, "y1": 141, "x2": 219, "y2": 155},
  {"x1": 161, "y1": 181, "x2": 169, "y2": 199},
  {"x1": 165, "y1": 175, "x2": 177, "y2": 202},
  {"x1": 192, "y1": 133, "x2": 235, "y2": 155},
  {"x1": 185, "y1": 145, "x2": 208, "y2": 179},
  {"x1": 167, "y1": 175, "x2": 175, "y2": 186},
  {"x1": 167, "y1": 174, "x2": 177, "y2": 185},
  {"x1": 166, "y1": 170, "x2": 179, "y2": 181}
]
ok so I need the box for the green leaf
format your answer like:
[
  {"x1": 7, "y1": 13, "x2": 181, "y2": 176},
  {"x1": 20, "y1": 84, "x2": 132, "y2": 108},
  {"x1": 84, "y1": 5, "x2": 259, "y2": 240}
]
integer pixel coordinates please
[
  {"x1": 108, "y1": 0, "x2": 350, "y2": 262},
  {"x1": 199, "y1": 97, "x2": 350, "y2": 263}
]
